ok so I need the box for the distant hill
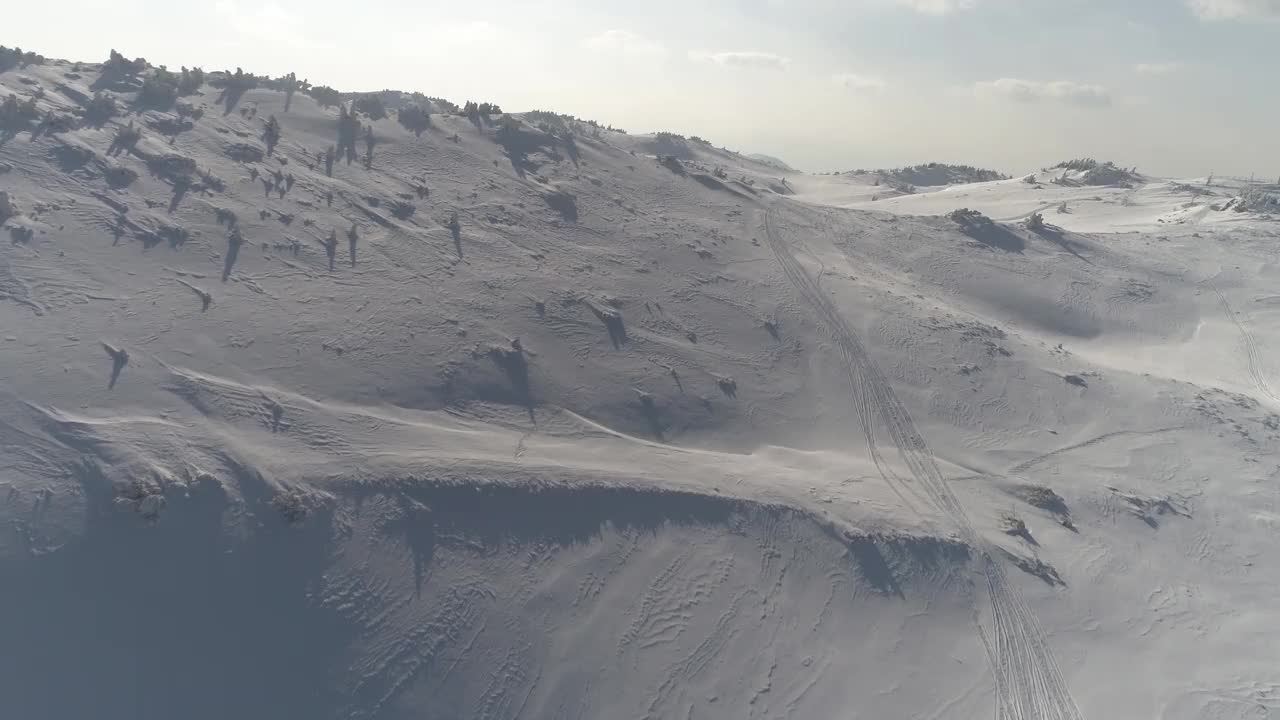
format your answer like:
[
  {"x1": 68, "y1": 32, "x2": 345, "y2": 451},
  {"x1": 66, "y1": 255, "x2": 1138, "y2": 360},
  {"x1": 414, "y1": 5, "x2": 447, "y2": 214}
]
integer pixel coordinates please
[
  {"x1": 746, "y1": 153, "x2": 796, "y2": 172},
  {"x1": 847, "y1": 162, "x2": 1008, "y2": 188}
]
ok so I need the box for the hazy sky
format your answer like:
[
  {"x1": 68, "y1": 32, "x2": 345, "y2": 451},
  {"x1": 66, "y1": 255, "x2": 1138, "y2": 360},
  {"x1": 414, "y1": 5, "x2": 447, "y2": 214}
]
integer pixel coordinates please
[{"x1": 9, "y1": 0, "x2": 1280, "y2": 176}]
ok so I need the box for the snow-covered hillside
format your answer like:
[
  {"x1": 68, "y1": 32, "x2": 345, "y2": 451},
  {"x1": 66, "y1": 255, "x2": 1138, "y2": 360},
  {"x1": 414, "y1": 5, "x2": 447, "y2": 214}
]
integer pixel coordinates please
[{"x1": 3, "y1": 51, "x2": 1279, "y2": 720}]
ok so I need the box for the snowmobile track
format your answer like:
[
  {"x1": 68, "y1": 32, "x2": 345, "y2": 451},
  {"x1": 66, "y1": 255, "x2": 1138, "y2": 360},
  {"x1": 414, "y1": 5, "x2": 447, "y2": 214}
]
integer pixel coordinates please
[{"x1": 764, "y1": 206, "x2": 1084, "y2": 720}]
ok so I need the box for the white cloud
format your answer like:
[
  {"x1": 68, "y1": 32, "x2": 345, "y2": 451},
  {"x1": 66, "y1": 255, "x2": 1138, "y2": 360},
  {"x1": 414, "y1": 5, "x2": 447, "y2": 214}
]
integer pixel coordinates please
[
  {"x1": 892, "y1": 0, "x2": 978, "y2": 15},
  {"x1": 974, "y1": 78, "x2": 1112, "y2": 108},
  {"x1": 689, "y1": 51, "x2": 791, "y2": 70},
  {"x1": 436, "y1": 21, "x2": 511, "y2": 48},
  {"x1": 832, "y1": 72, "x2": 887, "y2": 93},
  {"x1": 1187, "y1": 0, "x2": 1280, "y2": 20},
  {"x1": 380, "y1": 20, "x2": 515, "y2": 61},
  {"x1": 1135, "y1": 61, "x2": 1183, "y2": 75},
  {"x1": 583, "y1": 30, "x2": 666, "y2": 57},
  {"x1": 214, "y1": 0, "x2": 305, "y2": 46}
]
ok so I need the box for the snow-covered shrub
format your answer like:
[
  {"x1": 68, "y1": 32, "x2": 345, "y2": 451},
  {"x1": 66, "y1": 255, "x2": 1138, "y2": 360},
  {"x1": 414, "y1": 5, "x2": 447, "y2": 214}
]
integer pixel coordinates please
[
  {"x1": 397, "y1": 103, "x2": 430, "y2": 136},
  {"x1": 1081, "y1": 162, "x2": 1134, "y2": 186}
]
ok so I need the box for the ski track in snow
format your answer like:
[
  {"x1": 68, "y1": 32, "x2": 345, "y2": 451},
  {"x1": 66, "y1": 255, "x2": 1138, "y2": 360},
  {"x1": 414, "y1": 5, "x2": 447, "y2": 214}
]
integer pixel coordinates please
[
  {"x1": 1006, "y1": 426, "x2": 1189, "y2": 476},
  {"x1": 764, "y1": 205, "x2": 1085, "y2": 720},
  {"x1": 1205, "y1": 279, "x2": 1279, "y2": 404}
]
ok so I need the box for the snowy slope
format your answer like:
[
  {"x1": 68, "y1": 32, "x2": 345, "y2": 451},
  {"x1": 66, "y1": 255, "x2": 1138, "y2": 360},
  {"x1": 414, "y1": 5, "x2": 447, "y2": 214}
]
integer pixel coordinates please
[{"x1": 2, "y1": 54, "x2": 1280, "y2": 720}]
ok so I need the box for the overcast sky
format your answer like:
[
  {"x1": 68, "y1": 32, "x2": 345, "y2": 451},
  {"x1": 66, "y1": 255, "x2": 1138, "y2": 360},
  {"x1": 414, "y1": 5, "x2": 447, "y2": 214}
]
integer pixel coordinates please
[{"x1": 9, "y1": 0, "x2": 1280, "y2": 176}]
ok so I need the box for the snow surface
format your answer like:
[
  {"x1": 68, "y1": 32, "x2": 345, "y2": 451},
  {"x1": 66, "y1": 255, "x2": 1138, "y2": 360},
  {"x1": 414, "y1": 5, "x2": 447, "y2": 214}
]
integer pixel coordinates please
[{"x1": 2, "y1": 56, "x2": 1280, "y2": 720}]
